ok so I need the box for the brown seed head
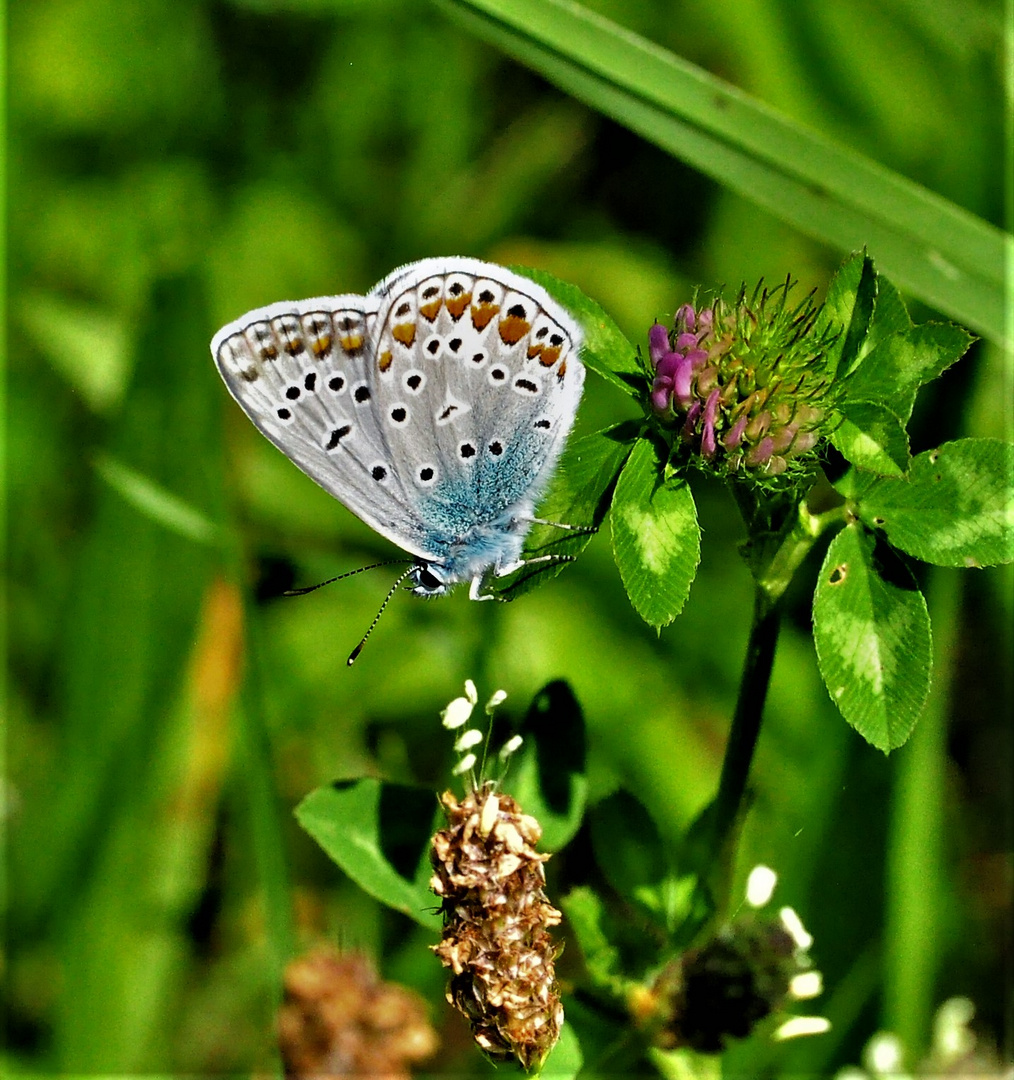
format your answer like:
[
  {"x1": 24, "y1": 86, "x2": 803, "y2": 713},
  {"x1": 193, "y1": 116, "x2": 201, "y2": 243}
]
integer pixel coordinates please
[
  {"x1": 430, "y1": 784, "x2": 563, "y2": 1070},
  {"x1": 277, "y1": 948, "x2": 438, "y2": 1077}
]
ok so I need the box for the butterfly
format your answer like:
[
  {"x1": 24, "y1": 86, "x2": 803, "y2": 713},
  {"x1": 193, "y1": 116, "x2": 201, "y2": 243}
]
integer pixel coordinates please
[{"x1": 211, "y1": 257, "x2": 585, "y2": 613}]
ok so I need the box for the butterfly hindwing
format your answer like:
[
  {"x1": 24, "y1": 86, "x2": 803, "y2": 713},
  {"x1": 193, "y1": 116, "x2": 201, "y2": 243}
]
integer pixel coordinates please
[{"x1": 212, "y1": 295, "x2": 436, "y2": 559}]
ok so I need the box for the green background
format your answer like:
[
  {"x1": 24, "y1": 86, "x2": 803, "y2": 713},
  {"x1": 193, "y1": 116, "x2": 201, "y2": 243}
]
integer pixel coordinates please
[{"x1": 5, "y1": 0, "x2": 1010, "y2": 1074}]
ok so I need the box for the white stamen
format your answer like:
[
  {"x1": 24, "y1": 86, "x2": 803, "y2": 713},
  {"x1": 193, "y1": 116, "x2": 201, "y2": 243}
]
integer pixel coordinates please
[
  {"x1": 464, "y1": 679, "x2": 478, "y2": 704},
  {"x1": 442, "y1": 696, "x2": 474, "y2": 729},
  {"x1": 485, "y1": 688, "x2": 507, "y2": 712},
  {"x1": 864, "y1": 1032, "x2": 904, "y2": 1075},
  {"x1": 779, "y1": 906, "x2": 813, "y2": 950},
  {"x1": 479, "y1": 793, "x2": 500, "y2": 837},
  {"x1": 790, "y1": 971, "x2": 823, "y2": 1000},
  {"x1": 772, "y1": 1016, "x2": 831, "y2": 1041},
  {"x1": 746, "y1": 864, "x2": 778, "y2": 907},
  {"x1": 452, "y1": 753, "x2": 477, "y2": 776},
  {"x1": 454, "y1": 728, "x2": 484, "y2": 752},
  {"x1": 499, "y1": 734, "x2": 523, "y2": 760}
]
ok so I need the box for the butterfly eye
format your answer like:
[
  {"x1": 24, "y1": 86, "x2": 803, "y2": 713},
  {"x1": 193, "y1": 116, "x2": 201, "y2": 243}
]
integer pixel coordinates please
[{"x1": 418, "y1": 567, "x2": 443, "y2": 591}]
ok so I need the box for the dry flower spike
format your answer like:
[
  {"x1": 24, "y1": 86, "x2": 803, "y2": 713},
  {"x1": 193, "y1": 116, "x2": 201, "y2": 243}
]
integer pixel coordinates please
[
  {"x1": 430, "y1": 783, "x2": 564, "y2": 1071},
  {"x1": 277, "y1": 949, "x2": 438, "y2": 1078}
]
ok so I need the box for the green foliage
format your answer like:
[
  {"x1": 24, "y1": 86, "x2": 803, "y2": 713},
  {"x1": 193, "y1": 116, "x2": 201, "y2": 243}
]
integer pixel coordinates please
[
  {"x1": 516, "y1": 264, "x2": 644, "y2": 399},
  {"x1": 610, "y1": 439, "x2": 701, "y2": 629},
  {"x1": 812, "y1": 525, "x2": 932, "y2": 752},
  {"x1": 506, "y1": 680, "x2": 589, "y2": 851},
  {"x1": 832, "y1": 399, "x2": 912, "y2": 477},
  {"x1": 95, "y1": 454, "x2": 220, "y2": 544},
  {"x1": 540, "y1": 1022, "x2": 584, "y2": 1079},
  {"x1": 853, "y1": 440, "x2": 1014, "y2": 569},
  {"x1": 8, "y1": 0, "x2": 1009, "y2": 1076},
  {"x1": 559, "y1": 886, "x2": 624, "y2": 990},
  {"x1": 296, "y1": 780, "x2": 440, "y2": 929},
  {"x1": 502, "y1": 250, "x2": 1007, "y2": 754},
  {"x1": 440, "y1": 0, "x2": 1010, "y2": 344}
]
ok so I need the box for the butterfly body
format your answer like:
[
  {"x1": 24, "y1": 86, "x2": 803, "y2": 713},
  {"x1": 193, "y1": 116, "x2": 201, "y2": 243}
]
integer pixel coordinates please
[{"x1": 212, "y1": 257, "x2": 584, "y2": 598}]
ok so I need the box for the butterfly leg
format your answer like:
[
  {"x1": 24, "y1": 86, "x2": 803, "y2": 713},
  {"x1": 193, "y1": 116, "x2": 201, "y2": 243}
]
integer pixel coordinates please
[
  {"x1": 469, "y1": 575, "x2": 510, "y2": 603},
  {"x1": 527, "y1": 518, "x2": 597, "y2": 535},
  {"x1": 468, "y1": 554, "x2": 577, "y2": 601}
]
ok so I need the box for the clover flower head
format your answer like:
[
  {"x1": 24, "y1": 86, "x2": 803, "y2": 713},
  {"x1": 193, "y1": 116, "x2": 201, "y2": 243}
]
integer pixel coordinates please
[
  {"x1": 647, "y1": 280, "x2": 839, "y2": 479},
  {"x1": 640, "y1": 864, "x2": 828, "y2": 1054}
]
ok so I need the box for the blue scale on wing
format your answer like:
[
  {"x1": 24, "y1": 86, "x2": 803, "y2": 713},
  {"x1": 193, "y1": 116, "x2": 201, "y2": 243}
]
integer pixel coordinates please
[{"x1": 373, "y1": 275, "x2": 568, "y2": 554}]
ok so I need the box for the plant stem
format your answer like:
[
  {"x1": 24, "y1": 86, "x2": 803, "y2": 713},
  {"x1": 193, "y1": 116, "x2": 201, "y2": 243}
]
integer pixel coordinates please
[
  {"x1": 704, "y1": 498, "x2": 842, "y2": 870},
  {"x1": 707, "y1": 587, "x2": 782, "y2": 862}
]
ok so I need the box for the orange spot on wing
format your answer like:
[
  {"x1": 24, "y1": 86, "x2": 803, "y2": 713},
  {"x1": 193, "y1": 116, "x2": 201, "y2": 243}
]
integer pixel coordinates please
[
  {"x1": 538, "y1": 345, "x2": 561, "y2": 367},
  {"x1": 311, "y1": 334, "x2": 332, "y2": 357},
  {"x1": 378, "y1": 350, "x2": 393, "y2": 372},
  {"x1": 445, "y1": 291, "x2": 471, "y2": 319},
  {"x1": 527, "y1": 343, "x2": 543, "y2": 361},
  {"x1": 419, "y1": 300, "x2": 442, "y2": 321},
  {"x1": 498, "y1": 315, "x2": 530, "y2": 345},
  {"x1": 557, "y1": 359, "x2": 567, "y2": 378},
  {"x1": 340, "y1": 334, "x2": 364, "y2": 354},
  {"x1": 393, "y1": 322, "x2": 417, "y2": 347},
  {"x1": 471, "y1": 303, "x2": 500, "y2": 330}
]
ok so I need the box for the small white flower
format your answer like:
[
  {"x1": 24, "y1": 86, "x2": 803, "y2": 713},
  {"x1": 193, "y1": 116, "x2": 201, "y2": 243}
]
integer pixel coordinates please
[
  {"x1": 779, "y1": 906, "x2": 813, "y2": 951},
  {"x1": 746, "y1": 864, "x2": 778, "y2": 908},
  {"x1": 790, "y1": 971, "x2": 823, "y2": 1000},
  {"x1": 441, "y1": 681, "x2": 479, "y2": 729},
  {"x1": 773, "y1": 1015, "x2": 831, "y2": 1041},
  {"x1": 479, "y1": 793, "x2": 500, "y2": 837}
]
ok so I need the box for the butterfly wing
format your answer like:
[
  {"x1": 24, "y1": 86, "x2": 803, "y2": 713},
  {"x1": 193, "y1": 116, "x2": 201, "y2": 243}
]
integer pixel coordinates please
[
  {"x1": 364, "y1": 258, "x2": 585, "y2": 578},
  {"x1": 211, "y1": 294, "x2": 440, "y2": 562}
]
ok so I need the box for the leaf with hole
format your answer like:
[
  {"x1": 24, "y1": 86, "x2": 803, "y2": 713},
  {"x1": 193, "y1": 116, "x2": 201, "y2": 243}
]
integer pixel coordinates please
[{"x1": 813, "y1": 524, "x2": 931, "y2": 752}]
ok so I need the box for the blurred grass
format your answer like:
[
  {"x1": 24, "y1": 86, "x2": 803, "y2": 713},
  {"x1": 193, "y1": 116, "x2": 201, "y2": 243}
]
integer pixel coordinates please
[
  {"x1": 5, "y1": 0, "x2": 1010, "y2": 1074},
  {"x1": 440, "y1": 0, "x2": 1009, "y2": 344}
]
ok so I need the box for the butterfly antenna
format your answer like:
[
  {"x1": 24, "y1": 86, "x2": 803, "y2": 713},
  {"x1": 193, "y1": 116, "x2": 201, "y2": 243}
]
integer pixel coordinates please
[
  {"x1": 284, "y1": 560, "x2": 410, "y2": 597},
  {"x1": 347, "y1": 565, "x2": 417, "y2": 666}
]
